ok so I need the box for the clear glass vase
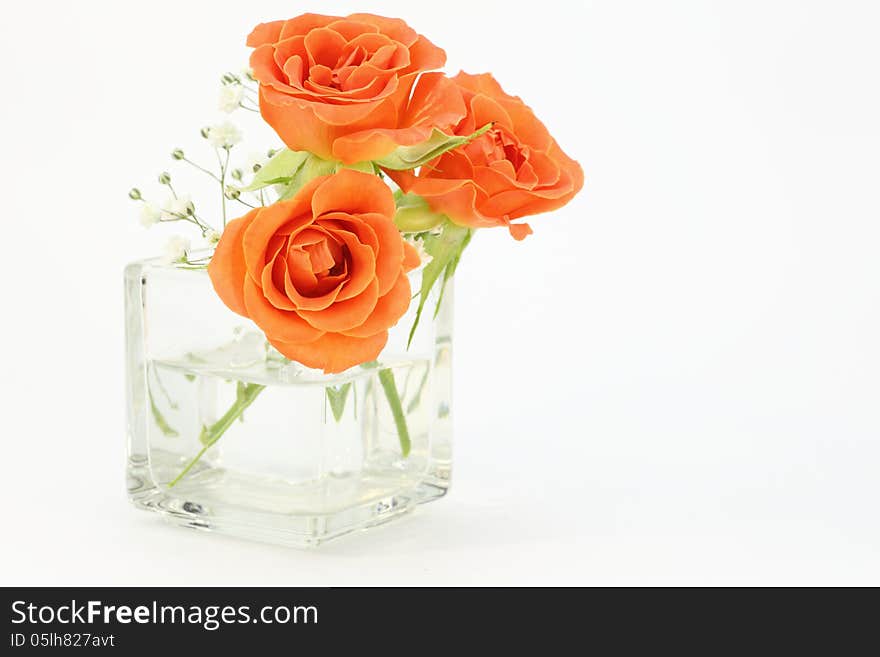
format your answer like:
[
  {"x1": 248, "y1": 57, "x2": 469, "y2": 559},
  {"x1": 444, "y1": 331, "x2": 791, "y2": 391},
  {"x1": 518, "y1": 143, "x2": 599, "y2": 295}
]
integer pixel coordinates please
[{"x1": 124, "y1": 251, "x2": 453, "y2": 547}]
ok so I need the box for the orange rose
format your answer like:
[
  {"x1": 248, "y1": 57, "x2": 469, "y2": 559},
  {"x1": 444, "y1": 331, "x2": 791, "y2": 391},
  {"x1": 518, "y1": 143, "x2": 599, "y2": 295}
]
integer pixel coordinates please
[
  {"x1": 247, "y1": 13, "x2": 464, "y2": 164},
  {"x1": 207, "y1": 169, "x2": 421, "y2": 373},
  {"x1": 388, "y1": 72, "x2": 584, "y2": 240}
]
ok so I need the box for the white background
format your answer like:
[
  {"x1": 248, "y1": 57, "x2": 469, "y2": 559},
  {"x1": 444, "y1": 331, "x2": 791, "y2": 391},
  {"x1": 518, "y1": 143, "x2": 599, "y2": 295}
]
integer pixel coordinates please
[{"x1": 1, "y1": 0, "x2": 879, "y2": 585}]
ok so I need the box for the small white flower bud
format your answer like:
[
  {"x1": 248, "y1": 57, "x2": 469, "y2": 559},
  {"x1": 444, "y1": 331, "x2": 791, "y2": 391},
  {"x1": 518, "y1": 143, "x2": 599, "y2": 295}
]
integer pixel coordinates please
[
  {"x1": 224, "y1": 187, "x2": 241, "y2": 200},
  {"x1": 171, "y1": 148, "x2": 185, "y2": 160},
  {"x1": 128, "y1": 188, "x2": 142, "y2": 200},
  {"x1": 231, "y1": 168, "x2": 244, "y2": 181},
  {"x1": 205, "y1": 229, "x2": 221, "y2": 245},
  {"x1": 158, "y1": 172, "x2": 171, "y2": 185},
  {"x1": 200, "y1": 127, "x2": 211, "y2": 139},
  {"x1": 245, "y1": 151, "x2": 268, "y2": 173}
]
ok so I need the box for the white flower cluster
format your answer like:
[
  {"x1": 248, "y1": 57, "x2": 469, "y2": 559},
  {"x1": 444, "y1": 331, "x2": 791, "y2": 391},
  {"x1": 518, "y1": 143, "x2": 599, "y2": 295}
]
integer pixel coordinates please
[
  {"x1": 163, "y1": 236, "x2": 191, "y2": 264},
  {"x1": 162, "y1": 195, "x2": 195, "y2": 219},
  {"x1": 218, "y1": 85, "x2": 244, "y2": 113},
  {"x1": 207, "y1": 122, "x2": 242, "y2": 149},
  {"x1": 130, "y1": 67, "x2": 270, "y2": 252},
  {"x1": 139, "y1": 202, "x2": 162, "y2": 228},
  {"x1": 218, "y1": 68, "x2": 256, "y2": 114}
]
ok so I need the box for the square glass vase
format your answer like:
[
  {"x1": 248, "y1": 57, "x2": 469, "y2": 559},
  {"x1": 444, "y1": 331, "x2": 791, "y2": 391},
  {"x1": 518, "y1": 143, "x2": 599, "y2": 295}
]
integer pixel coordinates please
[{"x1": 125, "y1": 252, "x2": 453, "y2": 547}]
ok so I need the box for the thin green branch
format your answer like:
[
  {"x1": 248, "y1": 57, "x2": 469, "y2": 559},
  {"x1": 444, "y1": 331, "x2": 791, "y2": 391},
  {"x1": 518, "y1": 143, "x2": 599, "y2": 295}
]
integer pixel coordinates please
[
  {"x1": 168, "y1": 382, "x2": 266, "y2": 488},
  {"x1": 378, "y1": 369, "x2": 411, "y2": 457},
  {"x1": 182, "y1": 157, "x2": 220, "y2": 182}
]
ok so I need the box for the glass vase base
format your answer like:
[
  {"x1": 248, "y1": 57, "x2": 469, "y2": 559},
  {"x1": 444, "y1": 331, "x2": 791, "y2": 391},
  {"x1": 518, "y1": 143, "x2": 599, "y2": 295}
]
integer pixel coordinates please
[
  {"x1": 125, "y1": 255, "x2": 454, "y2": 548},
  {"x1": 128, "y1": 451, "x2": 449, "y2": 547}
]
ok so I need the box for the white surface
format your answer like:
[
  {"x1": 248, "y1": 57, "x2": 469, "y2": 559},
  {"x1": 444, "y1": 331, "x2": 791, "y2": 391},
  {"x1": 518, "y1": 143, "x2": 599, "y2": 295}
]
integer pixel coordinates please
[{"x1": 1, "y1": 0, "x2": 879, "y2": 586}]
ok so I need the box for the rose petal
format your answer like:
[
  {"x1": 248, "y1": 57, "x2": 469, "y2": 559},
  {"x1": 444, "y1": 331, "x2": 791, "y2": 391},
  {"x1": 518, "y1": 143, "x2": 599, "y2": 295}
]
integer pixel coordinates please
[
  {"x1": 507, "y1": 222, "x2": 533, "y2": 240},
  {"x1": 357, "y1": 212, "x2": 404, "y2": 295},
  {"x1": 278, "y1": 13, "x2": 335, "y2": 40},
  {"x1": 251, "y1": 45, "x2": 289, "y2": 89},
  {"x1": 243, "y1": 277, "x2": 325, "y2": 343},
  {"x1": 402, "y1": 241, "x2": 421, "y2": 272},
  {"x1": 318, "y1": 224, "x2": 376, "y2": 300},
  {"x1": 246, "y1": 21, "x2": 285, "y2": 47},
  {"x1": 268, "y1": 330, "x2": 389, "y2": 374},
  {"x1": 310, "y1": 169, "x2": 396, "y2": 218},
  {"x1": 347, "y1": 13, "x2": 418, "y2": 45},
  {"x1": 405, "y1": 35, "x2": 447, "y2": 73},
  {"x1": 341, "y1": 274, "x2": 411, "y2": 338},
  {"x1": 326, "y1": 19, "x2": 379, "y2": 41},
  {"x1": 298, "y1": 278, "x2": 380, "y2": 332},
  {"x1": 282, "y1": 255, "x2": 344, "y2": 311},
  {"x1": 242, "y1": 200, "x2": 312, "y2": 284},
  {"x1": 273, "y1": 36, "x2": 308, "y2": 76},
  {"x1": 303, "y1": 27, "x2": 348, "y2": 69},
  {"x1": 207, "y1": 210, "x2": 257, "y2": 316},
  {"x1": 260, "y1": 243, "x2": 297, "y2": 310}
]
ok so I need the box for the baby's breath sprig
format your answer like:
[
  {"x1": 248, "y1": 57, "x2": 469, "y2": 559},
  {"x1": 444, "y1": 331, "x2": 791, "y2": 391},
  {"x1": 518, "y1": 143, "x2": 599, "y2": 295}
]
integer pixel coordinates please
[
  {"x1": 156, "y1": 172, "x2": 214, "y2": 236},
  {"x1": 203, "y1": 122, "x2": 242, "y2": 228},
  {"x1": 172, "y1": 148, "x2": 220, "y2": 182},
  {"x1": 129, "y1": 66, "x2": 273, "y2": 245},
  {"x1": 220, "y1": 70, "x2": 260, "y2": 114},
  {"x1": 163, "y1": 235, "x2": 191, "y2": 264}
]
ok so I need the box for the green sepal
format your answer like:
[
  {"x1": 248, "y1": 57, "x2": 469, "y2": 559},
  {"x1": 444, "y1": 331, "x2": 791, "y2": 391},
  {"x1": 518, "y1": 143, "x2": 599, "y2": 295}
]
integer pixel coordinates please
[
  {"x1": 340, "y1": 161, "x2": 379, "y2": 174},
  {"x1": 394, "y1": 192, "x2": 445, "y2": 232},
  {"x1": 325, "y1": 382, "x2": 352, "y2": 423},
  {"x1": 238, "y1": 149, "x2": 308, "y2": 191},
  {"x1": 277, "y1": 155, "x2": 338, "y2": 200},
  {"x1": 240, "y1": 151, "x2": 383, "y2": 198},
  {"x1": 434, "y1": 228, "x2": 472, "y2": 318},
  {"x1": 376, "y1": 123, "x2": 493, "y2": 171}
]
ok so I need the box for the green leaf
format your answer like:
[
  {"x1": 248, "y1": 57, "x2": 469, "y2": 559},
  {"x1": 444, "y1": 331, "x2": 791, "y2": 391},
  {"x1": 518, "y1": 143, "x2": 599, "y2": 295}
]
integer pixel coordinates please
[
  {"x1": 277, "y1": 154, "x2": 338, "y2": 200},
  {"x1": 170, "y1": 383, "x2": 266, "y2": 487},
  {"x1": 394, "y1": 192, "x2": 445, "y2": 232},
  {"x1": 339, "y1": 161, "x2": 378, "y2": 174},
  {"x1": 241, "y1": 152, "x2": 383, "y2": 198},
  {"x1": 238, "y1": 149, "x2": 308, "y2": 191},
  {"x1": 376, "y1": 123, "x2": 493, "y2": 170},
  {"x1": 325, "y1": 382, "x2": 352, "y2": 423},
  {"x1": 407, "y1": 220, "x2": 472, "y2": 348},
  {"x1": 434, "y1": 228, "x2": 472, "y2": 318}
]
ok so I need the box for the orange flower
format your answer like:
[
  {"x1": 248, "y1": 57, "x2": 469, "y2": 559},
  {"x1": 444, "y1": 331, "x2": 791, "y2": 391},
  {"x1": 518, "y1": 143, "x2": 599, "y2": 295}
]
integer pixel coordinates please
[
  {"x1": 208, "y1": 170, "x2": 421, "y2": 373},
  {"x1": 247, "y1": 13, "x2": 464, "y2": 164},
  {"x1": 388, "y1": 72, "x2": 584, "y2": 240}
]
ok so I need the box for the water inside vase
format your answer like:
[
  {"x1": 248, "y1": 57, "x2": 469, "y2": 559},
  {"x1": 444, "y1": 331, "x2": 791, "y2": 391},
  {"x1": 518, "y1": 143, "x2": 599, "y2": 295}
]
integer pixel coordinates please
[{"x1": 141, "y1": 332, "x2": 433, "y2": 515}]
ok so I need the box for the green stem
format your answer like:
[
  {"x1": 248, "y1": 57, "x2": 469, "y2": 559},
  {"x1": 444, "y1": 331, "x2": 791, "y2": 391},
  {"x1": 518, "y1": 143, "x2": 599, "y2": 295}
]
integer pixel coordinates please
[
  {"x1": 182, "y1": 156, "x2": 221, "y2": 182},
  {"x1": 378, "y1": 368, "x2": 411, "y2": 457},
  {"x1": 218, "y1": 147, "x2": 230, "y2": 229},
  {"x1": 167, "y1": 382, "x2": 265, "y2": 488}
]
